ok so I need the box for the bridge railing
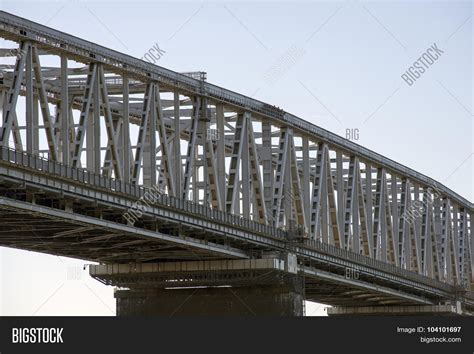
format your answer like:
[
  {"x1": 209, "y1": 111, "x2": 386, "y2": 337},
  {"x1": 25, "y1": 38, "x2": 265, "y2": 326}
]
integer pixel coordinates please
[
  {"x1": 0, "y1": 146, "x2": 466, "y2": 293},
  {"x1": 302, "y1": 239, "x2": 454, "y2": 292},
  {"x1": 0, "y1": 147, "x2": 286, "y2": 239}
]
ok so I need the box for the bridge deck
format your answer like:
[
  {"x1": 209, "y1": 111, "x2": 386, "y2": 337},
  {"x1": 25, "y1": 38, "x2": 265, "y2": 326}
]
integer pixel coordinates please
[{"x1": 1, "y1": 147, "x2": 473, "y2": 310}]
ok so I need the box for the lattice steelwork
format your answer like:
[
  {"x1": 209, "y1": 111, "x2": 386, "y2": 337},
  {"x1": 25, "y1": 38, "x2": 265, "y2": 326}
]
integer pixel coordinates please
[{"x1": 0, "y1": 11, "x2": 472, "y2": 289}]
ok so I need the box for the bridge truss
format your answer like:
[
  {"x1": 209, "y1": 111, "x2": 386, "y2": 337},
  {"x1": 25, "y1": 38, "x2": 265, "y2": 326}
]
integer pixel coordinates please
[{"x1": 0, "y1": 11, "x2": 472, "y2": 299}]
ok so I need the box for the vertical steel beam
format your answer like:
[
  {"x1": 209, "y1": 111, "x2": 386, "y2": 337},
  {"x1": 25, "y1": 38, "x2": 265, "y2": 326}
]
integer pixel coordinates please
[
  {"x1": 384, "y1": 177, "x2": 396, "y2": 265},
  {"x1": 143, "y1": 85, "x2": 157, "y2": 186},
  {"x1": 122, "y1": 76, "x2": 131, "y2": 182},
  {"x1": 25, "y1": 43, "x2": 34, "y2": 153},
  {"x1": 373, "y1": 168, "x2": 387, "y2": 261},
  {"x1": 319, "y1": 148, "x2": 328, "y2": 242},
  {"x1": 60, "y1": 55, "x2": 69, "y2": 164},
  {"x1": 302, "y1": 136, "x2": 311, "y2": 230},
  {"x1": 468, "y1": 212, "x2": 473, "y2": 284},
  {"x1": 72, "y1": 63, "x2": 97, "y2": 167},
  {"x1": 226, "y1": 112, "x2": 246, "y2": 213},
  {"x1": 173, "y1": 91, "x2": 182, "y2": 197},
  {"x1": 289, "y1": 137, "x2": 306, "y2": 229},
  {"x1": 449, "y1": 204, "x2": 459, "y2": 283},
  {"x1": 429, "y1": 201, "x2": 441, "y2": 280},
  {"x1": 420, "y1": 189, "x2": 429, "y2": 275},
  {"x1": 365, "y1": 163, "x2": 373, "y2": 256},
  {"x1": 131, "y1": 83, "x2": 152, "y2": 184},
  {"x1": 357, "y1": 163, "x2": 370, "y2": 256},
  {"x1": 309, "y1": 143, "x2": 326, "y2": 239},
  {"x1": 272, "y1": 128, "x2": 290, "y2": 227},
  {"x1": 99, "y1": 66, "x2": 123, "y2": 177},
  {"x1": 182, "y1": 97, "x2": 200, "y2": 200},
  {"x1": 336, "y1": 151, "x2": 344, "y2": 241},
  {"x1": 0, "y1": 42, "x2": 26, "y2": 147},
  {"x1": 326, "y1": 148, "x2": 341, "y2": 247},
  {"x1": 90, "y1": 64, "x2": 101, "y2": 173},
  {"x1": 31, "y1": 46, "x2": 58, "y2": 161},
  {"x1": 241, "y1": 118, "x2": 250, "y2": 218},
  {"x1": 261, "y1": 121, "x2": 273, "y2": 215},
  {"x1": 155, "y1": 84, "x2": 174, "y2": 194},
  {"x1": 391, "y1": 175, "x2": 399, "y2": 266},
  {"x1": 247, "y1": 116, "x2": 267, "y2": 223},
  {"x1": 216, "y1": 104, "x2": 226, "y2": 208},
  {"x1": 458, "y1": 208, "x2": 467, "y2": 284},
  {"x1": 440, "y1": 198, "x2": 449, "y2": 281},
  {"x1": 398, "y1": 179, "x2": 409, "y2": 268},
  {"x1": 283, "y1": 138, "x2": 292, "y2": 228},
  {"x1": 343, "y1": 156, "x2": 357, "y2": 251},
  {"x1": 204, "y1": 130, "x2": 222, "y2": 210}
]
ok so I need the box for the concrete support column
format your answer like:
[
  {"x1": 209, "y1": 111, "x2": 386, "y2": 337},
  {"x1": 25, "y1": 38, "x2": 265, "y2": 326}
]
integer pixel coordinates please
[
  {"x1": 90, "y1": 259, "x2": 304, "y2": 316},
  {"x1": 115, "y1": 281, "x2": 303, "y2": 316}
]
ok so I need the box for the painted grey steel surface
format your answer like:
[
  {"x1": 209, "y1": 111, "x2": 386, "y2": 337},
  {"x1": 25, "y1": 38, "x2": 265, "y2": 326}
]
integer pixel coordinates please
[
  {"x1": 0, "y1": 11, "x2": 470, "y2": 208},
  {"x1": 0, "y1": 11, "x2": 473, "y2": 310}
]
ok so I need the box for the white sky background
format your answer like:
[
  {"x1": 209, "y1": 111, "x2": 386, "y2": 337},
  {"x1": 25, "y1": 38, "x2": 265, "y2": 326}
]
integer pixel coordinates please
[{"x1": 0, "y1": 0, "x2": 472, "y2": 316}]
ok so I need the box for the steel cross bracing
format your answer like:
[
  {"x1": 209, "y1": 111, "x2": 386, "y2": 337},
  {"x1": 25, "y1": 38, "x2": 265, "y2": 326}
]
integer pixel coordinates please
[{"x1": 0, "y1": 11, "x2": 472, "y2": 293}]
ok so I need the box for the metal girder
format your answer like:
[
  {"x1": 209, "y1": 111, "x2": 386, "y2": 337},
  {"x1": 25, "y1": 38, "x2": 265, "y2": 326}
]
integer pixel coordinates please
[
  {"x1": 405, "y1": 183, "x2": 421, "y2": 273},
  {"x1": 122, "y1": 77, "x2": 131, "y2": 182},
  {"x1": 365, "y1": 163, "x2": 373, "y2": 256},
  {"x1": 356, "y1": 162, "x2": 370, "y2": 256},
  {"x1": 468, "y1": 211, "x2": 474, "y2": 283},
  {"x1": 72, "y1": 63, "x2": 97, "y2": 167},
  {"x1": 289, "y1": 137, "x2": 306, "y2": 229},
  {"x1": 241, "y1": 116, "x2": 250, "y2": 218},
  {"x1": 398, "y1": 179, "x2": 409, "y2": 268},
  {"x1": 326, "y1": 147, "x2": 341, "y2": 247},
  {"x1": 98, "y1": 65, "x2": 123, "y2": 180},
  {"x1": 302, "y1": 137, "x2": 311, "y2": 230},
  {"x1": 182, "y1": 97, "x2": 200, "y2": 200},
  {"x1": 31, "y1": 46, "x2": 58, "y2": 160},
  {"x1": 372, "y1": 168, "x2": 387, "y2": 261},
  {"x1": 131, "y1": 83, "x2": 152, "y2": 184},
  {"x1": 173, "y1": 91, "x2": 182, "y2": 198},
  {"x1": 428, "y1": 200, "x2": 441, "y2": 280},
  {"x1": 309, "y1": 143, "x2": 326, "y2": 239},
  {"x1": 343, "y1": 156, "x2": 357, "y2": 251},
  {"x1": 226, "y1": 112, "x2": 247, "y2": 214},
  {"x1": 272, "y1": 128, "x2": 290, "y2": 228},
  {"x1": 25, "y1": 43, "x2": 34, "y2": 153},
  {"x1": 391, "y1": 175, "x2": 399, "y2": 266},
  {"x1": 143, "y1": 83, "x2": 156, "y2": 186},
  {"x1": 0, "y1": 41, "x2": 26, "y2": 147},
  {"x1": 336, "y1": 151, "x2": 345, "y2": 238},
  {"x1": 154, "y1": 84, "x2": 174, "y2": 195},
  {"x1": 60, "y1": 55, "x2": 69, "y2": 164},
  {"x1": 458, "y1": 208, "x2": 467, "y2": 283},
  {"x1": 204, "y1": 120, "x2": 222, "y2": 211},
  {"x1": 447, "y1": 205, "x2": 459, "y2": 284},
  {"x1": 441, "y1": 198, "x2": 450, "y2": 281},
  {"x1": 247, "y1": 114, "x2": 267, "y2": 223},
  {"x1": 261, "y1": 121, "x2": 273, "y2": 216},
  {"x1": 384, "y1": 176, "x2": 396, "y2": 265}
]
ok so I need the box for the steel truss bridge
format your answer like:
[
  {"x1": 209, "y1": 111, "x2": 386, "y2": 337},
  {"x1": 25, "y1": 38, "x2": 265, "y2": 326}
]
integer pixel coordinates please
[{"x1": 0, "y1": 11, "x2": 472, "y2": 315}]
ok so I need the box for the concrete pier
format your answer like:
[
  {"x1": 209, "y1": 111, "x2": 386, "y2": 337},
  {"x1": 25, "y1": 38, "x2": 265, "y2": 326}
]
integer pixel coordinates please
[{"x1": 90, "y1": 258, "x2": 304, "y2": 316}]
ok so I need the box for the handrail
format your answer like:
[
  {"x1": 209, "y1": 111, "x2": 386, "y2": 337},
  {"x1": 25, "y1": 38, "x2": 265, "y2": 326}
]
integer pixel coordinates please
[{"x1": 302, "y1": 239, "x2": 454, "y2": 292}]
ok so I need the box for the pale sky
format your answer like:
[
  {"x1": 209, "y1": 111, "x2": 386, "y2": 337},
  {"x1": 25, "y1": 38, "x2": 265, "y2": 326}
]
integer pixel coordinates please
[{"x1": 0, "y1": 0, "x2": 472, "y2": 316}]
